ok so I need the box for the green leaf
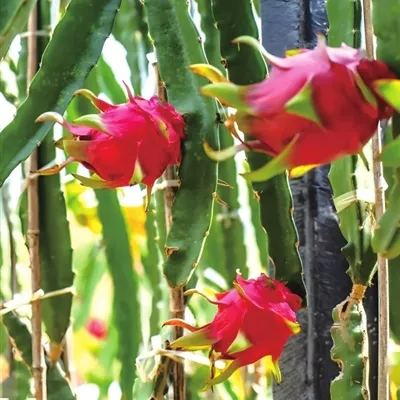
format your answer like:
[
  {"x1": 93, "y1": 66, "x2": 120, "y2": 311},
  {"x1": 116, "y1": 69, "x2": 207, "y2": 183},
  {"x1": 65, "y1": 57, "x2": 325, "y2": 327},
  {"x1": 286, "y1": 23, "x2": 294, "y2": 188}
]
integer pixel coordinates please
[
  {"x1": 0, "y1": 0, "x2": 36, "y2": 61},
  {"x1": 95, "y1": 189, "x2": 141, "y2": 400},
  {"x1": 0, "y1": 0, "x2": 122, "y2": 186}
]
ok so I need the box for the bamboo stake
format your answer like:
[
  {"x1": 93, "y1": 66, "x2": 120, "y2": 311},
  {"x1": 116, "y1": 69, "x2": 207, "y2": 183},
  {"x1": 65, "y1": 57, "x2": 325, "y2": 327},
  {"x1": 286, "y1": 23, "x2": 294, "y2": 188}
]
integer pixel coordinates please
[
  {"x1": 27, "y1": 6, "x2": 46, "y2": 400},
  {"x1": 362, "y1": 1, "x2": 389, "y2": 398}
]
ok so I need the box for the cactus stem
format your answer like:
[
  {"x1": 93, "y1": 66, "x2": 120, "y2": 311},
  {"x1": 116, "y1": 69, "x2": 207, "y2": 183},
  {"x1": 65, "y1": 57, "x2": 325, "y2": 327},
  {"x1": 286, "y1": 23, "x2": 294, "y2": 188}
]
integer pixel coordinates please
[{"x1": 154, "y1": 58, "x2": 186, "y2": 398}]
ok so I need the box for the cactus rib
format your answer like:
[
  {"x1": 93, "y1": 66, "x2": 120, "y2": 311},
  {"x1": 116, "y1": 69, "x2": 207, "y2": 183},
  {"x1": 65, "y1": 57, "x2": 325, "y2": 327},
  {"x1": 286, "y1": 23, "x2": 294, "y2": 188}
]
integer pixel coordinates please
[{"x1": 144, "y1": 0, "x2": 219, "y2": 287}]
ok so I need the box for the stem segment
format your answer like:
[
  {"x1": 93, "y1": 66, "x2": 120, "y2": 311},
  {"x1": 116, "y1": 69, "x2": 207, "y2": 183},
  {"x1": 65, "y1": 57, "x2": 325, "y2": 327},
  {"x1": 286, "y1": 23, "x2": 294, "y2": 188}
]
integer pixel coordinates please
[
  {"x1": 156, "y1": 63, "x2": 186, "y2": 400},
  {"x1": 362, "y1": 1, "x2": 389, "y2": 398},
  {"x1": 27, "y1": 6, "x2": 46, "y2": 400},
  {"x1": 165, "y1": 165, "x2": 185, "y2": 400}
]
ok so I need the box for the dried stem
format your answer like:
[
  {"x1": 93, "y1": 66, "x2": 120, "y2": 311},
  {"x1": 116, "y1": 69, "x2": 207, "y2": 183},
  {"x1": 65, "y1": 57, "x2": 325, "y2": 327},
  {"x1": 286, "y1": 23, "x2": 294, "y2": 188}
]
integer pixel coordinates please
[
  {"x1": 362, "y1": 1, "x2": 390, "y2": 398},
  {"x1": 151, "y1": 355, "x2": 172, "y2": 400},
  {"x1": 27, "y1": 6, "x2": 46, "y2": 400}
]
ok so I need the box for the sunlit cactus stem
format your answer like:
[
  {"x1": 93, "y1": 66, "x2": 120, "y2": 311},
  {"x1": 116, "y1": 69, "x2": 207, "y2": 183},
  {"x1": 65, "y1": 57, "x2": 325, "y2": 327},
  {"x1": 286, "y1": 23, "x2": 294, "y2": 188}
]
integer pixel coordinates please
[{"x1": 144, "y1": 0, "x2": 219, "y2": 397}]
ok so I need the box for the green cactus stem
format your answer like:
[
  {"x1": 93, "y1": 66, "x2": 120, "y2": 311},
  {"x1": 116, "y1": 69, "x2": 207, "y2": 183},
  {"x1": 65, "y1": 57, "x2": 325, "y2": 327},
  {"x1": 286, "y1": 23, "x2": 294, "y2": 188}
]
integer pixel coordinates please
[
  {"x1": 35, "y1": 0, "x2": 74, "y2": 362},
  {"x1": 211, "y1": 0, "x2": 304, "y2": 298},
  {"x1": 327, "y1": 1, "x2": 375, "y2": 399},
  {"x1": 196, "y1": 0, "x2": 248, "y2": 280},
  {"x1": 327, "y1": 0, "x2": 361, "y2": 47},
  {"x1": 144, "y1": 0, "x2": 218, "y2": 287},
  {"x1": 330, "y1": 296, "x2": 369, "y2": 400}
]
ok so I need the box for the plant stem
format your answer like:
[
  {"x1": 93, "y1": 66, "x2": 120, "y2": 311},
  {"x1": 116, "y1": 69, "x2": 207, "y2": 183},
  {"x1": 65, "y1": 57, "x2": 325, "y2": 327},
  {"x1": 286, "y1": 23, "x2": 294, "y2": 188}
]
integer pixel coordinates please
[
  {"x1": 163, "y1": 161, "x2": 186, "y2": 399},
  {"x1": 161, "y1": 93, "x2": 186, "y2": 400},
  {"x1": 27, "y1": 6, "x2": 46, "y2": 400},
  {"x1": 362, "y1": 0, "x2": 389, "y2": 398},
  {"x1": 153, "y1": 62, "x2": 185, "y2": 399},
  {"x1": 168, "y1": 286, "x2": 185, "y2": 400}
]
